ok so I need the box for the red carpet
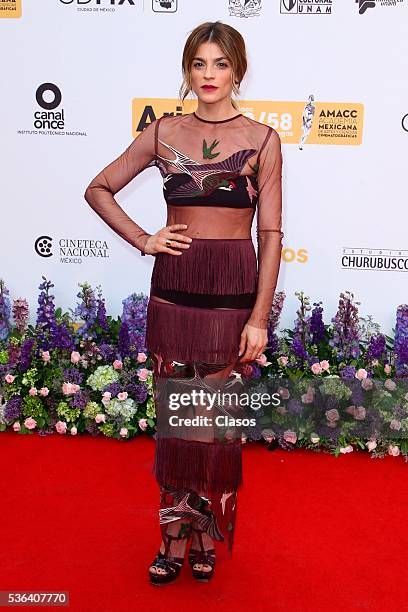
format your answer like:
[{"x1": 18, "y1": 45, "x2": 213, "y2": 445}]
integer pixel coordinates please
[{"x1": 1, "y1": 431, "x2": 408, "y2": 611}]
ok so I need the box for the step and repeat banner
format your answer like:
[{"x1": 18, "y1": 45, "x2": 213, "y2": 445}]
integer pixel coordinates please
[{"x1": 1, "y1": 0, "x2": 407, "y2": 335}]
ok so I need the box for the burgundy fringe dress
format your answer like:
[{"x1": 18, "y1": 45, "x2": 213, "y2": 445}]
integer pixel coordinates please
[{"x1": 84, "y1": 111, "x2": 283, "y2": 555}]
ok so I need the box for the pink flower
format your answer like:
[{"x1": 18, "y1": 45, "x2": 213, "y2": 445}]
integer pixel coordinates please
[
  {"x1": 384, "y1": 364, "x2": 392, "y2": 375},
  {"x1": 283, "y1": 430, "x2": 297, "y2": 444},
  {"x1": 390, "y1": 419, "x2": 402, "y2": 431},
  {"x1": 41, "y1": 350, "x2": 51, "y2": 362},
  {"x1": 361, "y1": 378, "x2": 373, "y2": 391},
  {"x1": 320, "y1": 360, "x2": 330, "y2": 371},
  {"x1": 366, "y1": 439, "x2": 377, "y2": 452},
  {"x1": 278, "y1": 356, "x2": 288, "y2": 367},
  {"x1": 138, "y1": 418, "x2": 148, "y2": 431},
  {"x1": 40, "y1": 387, "x2": 49, "y2": 397},
  {"x1": 70, "y1": 426, "x2": 78, "y2": 436},
  {"x1": 137, "y1": 368, "x2": 149, "y2": 382},
  {"x1": 13, "y1": 421, "x2": 21, "y2": 432},
  {"x1": 95, "y1": 413, "x2": 106, "y2": 424},
  {"x1": 355, "y1": 368, "x2": 368, "y2": 380},
  {"x1": 120, "y1": 427, "x2": 128, "y2": 438},
  {"x1": 261, "y1": 429, "x2": 275, "y2": 444},
  {"x1": 70, "y1": 351, "x2": 81, "y2": 364},
  {"x1": 137, "y1": 352, "x2": 147, "y2": 363},
  {"x1": 311, "y1": 362, "x2": 322, "y2": 375},
  {"x1": 301, "y1": 388, "x2": 314, "y2": 404},
  {"x1": 278, "y1": 386, "x2": 290, "y2": 400},
  {"x1": 62, "y1": 382, "x2": 80, "y2": 395},
  {"x1": 113, "y1": 360, "x2": 123, "y2": 370},
  {"x1": 326, "y1": 408, "x2": 340, "y2": 423},
  {"x1": 102, "y1": 391, "x2": 111, "y2": 400},
  {"x1": 24, "y1": 417, "x2": 37, "y2": 430},
  {"x1": 117, "y1": 392, "x2": 128, "y2": 401},
  {"x1": 388, "y1": 444, "x2": 400, "y2": 457},
  {"x1": 29, "y1": 387, "x2": 37, "y2": 396},
  {"x1": 355, "y1": 406, "x2": 366, "y2": 420},
  {"x1": 55, "y1": 421, "x2": 67, "y2": 434},
  {"x1": 5, "y1": 374, "x2": 15, "y2": 384},
  {"x1": 340, "y1": 445, "x2": 353, "y2": 454},
  {"x1": 384, "y1": 379, "x2": 396, "y2": 391},
  {"x1": 255, "y1": 354, "x2": 267, "y2": 366}
]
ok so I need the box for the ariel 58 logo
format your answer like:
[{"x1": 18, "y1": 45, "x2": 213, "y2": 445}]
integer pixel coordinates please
[{"x1": 131, "y1": 98, "x2": 364, "y2": 146}]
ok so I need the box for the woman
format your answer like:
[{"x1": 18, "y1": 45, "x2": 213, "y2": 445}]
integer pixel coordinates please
[{"x1": 84, "y1": 20, "x2": 283, "y2": 585}]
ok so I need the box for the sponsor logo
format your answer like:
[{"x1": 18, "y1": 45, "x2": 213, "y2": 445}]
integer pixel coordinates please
[
  {"x1": 131, "y1": 98, "x2": 364, "y2": 145},
  {"x1": 228, "y1": 0, "x2": 262, "y2": 18},
  {"x1": 342, "y1": 247, "x2": 408, "y2": 271},
  {"x1": 34, "y1": 236, "x2": 110, "y2": 264},
  {"x1": 152, "y1": 0, "x2": 177, "y2": 11},
  {"x1": 356, "y1": 0, "x2": 405, "y2": 14},
  {"x1": 0, "y1": 0, "x2": 22, "y2": 18},
  {"x1": 280, "y1": 0, "x2": 333, "y2": 14},
  {"x1": 16, "y1": 83, "x2": 87, "y2": 137}
]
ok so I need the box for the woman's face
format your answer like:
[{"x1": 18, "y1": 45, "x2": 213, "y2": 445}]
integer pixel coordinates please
[{"x1": 190, "y1": 41, "x2": 234, "y2": 105}]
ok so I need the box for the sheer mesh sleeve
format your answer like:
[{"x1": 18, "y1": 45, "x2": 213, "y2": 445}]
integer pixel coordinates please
[
  {"x1": 84, "y1": 120, "x2": 157, "y2": 255},
  {"x1": 247, "y1": 127, "x2": 284, "y2": 329}
]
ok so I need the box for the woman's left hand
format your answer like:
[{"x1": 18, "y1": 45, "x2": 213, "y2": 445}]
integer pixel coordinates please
[{"x1": 238, "y1": 323, "x2": 267, "y2": 363}]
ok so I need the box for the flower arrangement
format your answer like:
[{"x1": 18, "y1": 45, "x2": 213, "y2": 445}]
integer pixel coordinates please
[{"x1": 1, "y1": 279, "x2": 408, "y2": 460}]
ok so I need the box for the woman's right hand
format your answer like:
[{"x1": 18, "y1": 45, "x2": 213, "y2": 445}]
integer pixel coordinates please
[{"x1": 143, "y1": 224, "x2": 193, "y2": 256}]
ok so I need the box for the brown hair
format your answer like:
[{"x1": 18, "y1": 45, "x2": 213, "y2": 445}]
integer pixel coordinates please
[{"x1": 179, "y1": 21, "x2": 247, "y2": 111}]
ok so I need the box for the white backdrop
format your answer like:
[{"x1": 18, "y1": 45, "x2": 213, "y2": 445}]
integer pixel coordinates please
[{"x1": 1, "y1": 0, "x2": 408, "y2": 336}]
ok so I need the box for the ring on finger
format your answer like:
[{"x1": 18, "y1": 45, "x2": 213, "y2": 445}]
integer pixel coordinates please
[{"x1": 165, "y1": 238, "x2": 172, "y2": 247}]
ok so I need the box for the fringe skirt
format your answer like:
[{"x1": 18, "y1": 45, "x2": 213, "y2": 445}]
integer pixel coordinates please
[{"x1": 145, "y1": 238, "x2": 257, "y2": 554}]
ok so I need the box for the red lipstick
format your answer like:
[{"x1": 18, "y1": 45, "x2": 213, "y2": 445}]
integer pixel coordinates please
[{"x1": 202, "y1": 85, "x2": 217, "y2": 91}]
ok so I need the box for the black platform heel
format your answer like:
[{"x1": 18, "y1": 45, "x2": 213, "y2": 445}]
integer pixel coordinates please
[
  {"x1": 188, "y1": 526, "x2": 216, "y2": 582},
  {"x1": 148, "y1": 524, "x2": 192, "y2": 586}
]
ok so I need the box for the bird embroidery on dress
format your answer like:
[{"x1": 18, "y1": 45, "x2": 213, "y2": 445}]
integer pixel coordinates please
[
  {"x1": 246, "y1": 176, "x2": 258, "y2": 203},
  {"x1": 159, "y1": 484, "x2": 225, "y2": 542},
  {"x1": 202, "y1": 138, "x2": 220, "y2": 159},
  {"x1": 156, "y1": 139, "x2": 257, "y2": 198}
]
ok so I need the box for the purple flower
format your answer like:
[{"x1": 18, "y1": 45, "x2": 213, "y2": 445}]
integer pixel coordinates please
[
  {"x1": 4, "y1": 395, "x2": 22, "y2": 421},
  {"x1": 36, "y1": 277, "x2": 74, "y2": 351},
  {"x1": 98, "y1": 343, "x2": 116, "y2": 362},
  {"x1": 119, "y1": 293, "x2": 149, "y2": 358},
  {"x1": 366, "y1": 334, "x2": 386, "y2": 361},
  {"x1": 12, "y1": 298, "x2": 29, "y2": 334},
  {"x1": 63, "y1": 368, "x2": 84, "y2": 385},
  {"x1": 310, "y1": 301, "x2": 325, "y2": 344},
  {"x1": 394, "y1": 305, "x2": 408, "y2": 376},
  {"x1": 340, "y1": 365, "x2": 357, "y2": 380},
  {"x1": 71, "y1": 390, "x2": 90, "y2": 409},
  {"x1": 103, "y1": 382, "x2": 122, "y2": 397},
  {"x1": 0, "y1": 280, "x2": 11, "y2": 341},
  {"x1": 125, "y1": 382, "x2": 148, "y2": 404},
  {"x1": 18, "y1": 337, "x2": 35, "y2": 372},
  {"x1": 73, "y1": 282, "x2": 98, "y2": 340},
  {"x1": 329, "y1": 291, "x2": 361, "y2": 362},
  {"x1": 289, "y1": 291, "x2": 312, "y2": 366}
]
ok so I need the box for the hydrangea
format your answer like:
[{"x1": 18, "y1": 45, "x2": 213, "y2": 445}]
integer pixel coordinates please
[
  {"x1": 22, "y1": 396, "x2": 47, "y2": 419},
  {"x1": 319, "y1": 376, "x2": 352, "y2": 401},
  {"x1": 99, "y1": 422, "x2": 116, "y2": 437},
  {"x1": 104, "y1": 397, "x2": 137, "y2": 420},
  {"x1": 57, "y1": 400, "x2": 80, "y2": 423},
  {"x1": 86, "y1": 365, "x2": 120, "y2": 391},
  {"x1": 83, "y1": 401, "x2": 101, "y2": 419}
]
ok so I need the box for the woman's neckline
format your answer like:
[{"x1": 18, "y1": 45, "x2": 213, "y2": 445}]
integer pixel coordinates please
[{"x1": 192, "y1": 111, "x2": 242, "y2": 124}]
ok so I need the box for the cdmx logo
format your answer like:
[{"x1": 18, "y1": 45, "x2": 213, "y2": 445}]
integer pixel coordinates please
[
  {"x1": 356, "y1": 0, "x2": 376, "y2": 14},
  {"x1": 35, "y1": 236, "x2": 53, "y2": 258}
]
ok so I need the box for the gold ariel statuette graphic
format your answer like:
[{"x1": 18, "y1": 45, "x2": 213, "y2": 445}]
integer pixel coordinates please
[{"x1": 202, "y1": 138, "x2": 220, "y2": 160}]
